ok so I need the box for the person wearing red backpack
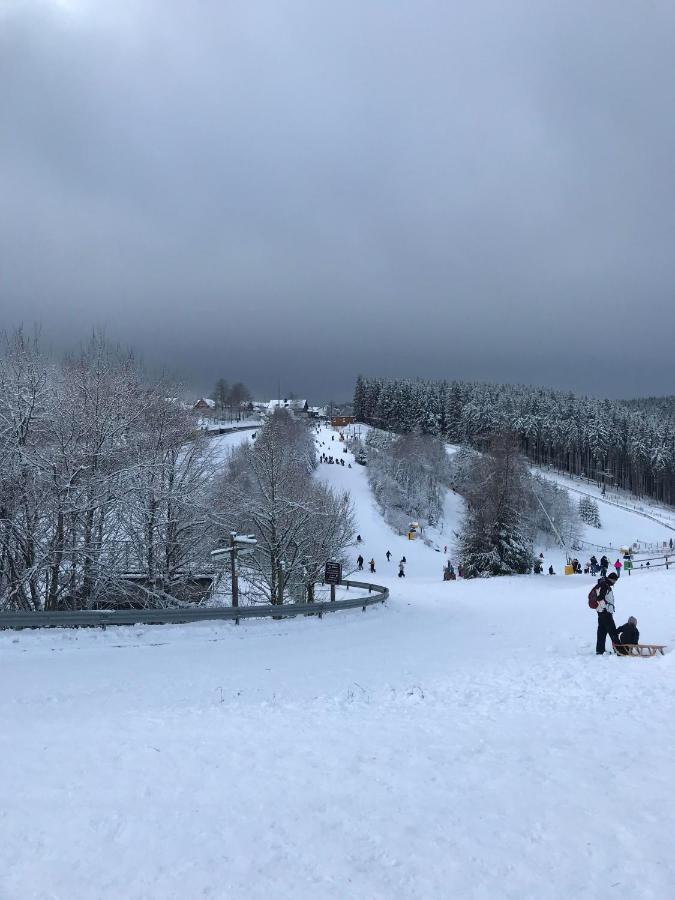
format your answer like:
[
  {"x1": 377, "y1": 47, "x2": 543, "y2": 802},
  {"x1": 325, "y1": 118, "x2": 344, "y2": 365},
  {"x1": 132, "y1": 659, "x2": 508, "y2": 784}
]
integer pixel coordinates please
[{"x1": 592, "y1": 571, "x2": 620, "y2": 654}]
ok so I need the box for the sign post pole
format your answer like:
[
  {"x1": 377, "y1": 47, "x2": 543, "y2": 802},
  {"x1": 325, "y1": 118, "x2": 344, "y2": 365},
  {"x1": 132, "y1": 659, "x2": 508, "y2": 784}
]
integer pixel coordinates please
[
  {"x1": 230, "y1": 531, "x2": 239, "y2": 608},
  {"x1": 324, "y1": 561, "x2": 342, "y2": 603}
]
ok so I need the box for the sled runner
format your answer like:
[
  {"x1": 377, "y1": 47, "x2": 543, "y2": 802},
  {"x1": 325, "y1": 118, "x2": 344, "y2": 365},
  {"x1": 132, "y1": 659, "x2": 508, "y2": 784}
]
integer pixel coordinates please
[{"x1": 614, "y1": 644, "x2": 666, "y2": 657}]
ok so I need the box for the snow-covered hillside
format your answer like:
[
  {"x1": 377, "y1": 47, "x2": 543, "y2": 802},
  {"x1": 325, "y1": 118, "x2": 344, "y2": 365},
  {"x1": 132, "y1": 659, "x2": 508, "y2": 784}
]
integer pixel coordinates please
[
  {"x1": 2, "y1": 423, "x2": 674, "y2": 899},
  {"x1": 533, "y1": 465, "x2": 675, "y2": 554}
]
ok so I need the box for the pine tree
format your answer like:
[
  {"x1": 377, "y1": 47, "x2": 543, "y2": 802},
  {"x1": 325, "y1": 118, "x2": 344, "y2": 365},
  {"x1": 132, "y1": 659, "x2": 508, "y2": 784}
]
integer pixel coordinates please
[
  {"x1": 578, "y1": 496, "x2": 601, "y2": 528},
  {"x1": 458, "y1": 435, "x2": 533, "y2": 578}
]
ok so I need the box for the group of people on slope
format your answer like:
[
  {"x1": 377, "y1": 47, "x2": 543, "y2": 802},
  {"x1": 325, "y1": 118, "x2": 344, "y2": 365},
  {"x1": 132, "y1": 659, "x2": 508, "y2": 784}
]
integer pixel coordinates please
[
  {"x1": 592, "y1": 571, "x2": 640, "y2": 655},
  {"x1": 585, "y1": 554, "x2": 624, "y2": 577},
  {"x1": 443, "y1": 561, "x2": 464, "y2": 580},
  {"x1": 356, "y1": 550, "x2": 406, "y2": 577}
]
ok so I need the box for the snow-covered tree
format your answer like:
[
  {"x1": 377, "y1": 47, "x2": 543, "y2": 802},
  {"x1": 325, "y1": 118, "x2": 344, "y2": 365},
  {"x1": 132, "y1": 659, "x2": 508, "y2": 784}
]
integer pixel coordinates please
[
  {"x1": 214, "y1": 409, "x2": 354, "y2": 604},
  {"x1": 578, "y1": 495, "x2": 602, "y2": 528},
  {"x1": 366, "y1": 430, "x2": 450, "y2": 533},
  {"x1": 457, "y1": 435, "x2": 533, "y2": 578}
]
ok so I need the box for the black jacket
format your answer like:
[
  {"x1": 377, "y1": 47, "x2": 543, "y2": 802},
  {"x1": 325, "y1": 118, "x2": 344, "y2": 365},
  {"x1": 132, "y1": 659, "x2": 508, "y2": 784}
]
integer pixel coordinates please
[{"x1": 617, "y1": 622, "x2": 639, "y2": 645}]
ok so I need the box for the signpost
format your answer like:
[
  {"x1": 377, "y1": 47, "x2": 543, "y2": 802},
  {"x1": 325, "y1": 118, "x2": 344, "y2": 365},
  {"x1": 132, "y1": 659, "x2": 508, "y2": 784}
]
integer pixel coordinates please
[
  {"x1": 211, "y1": 533, "x2": 258, "y2": 608},
  {"x1": 324, "y1": 561, "x2": 342, "y2": 602}
]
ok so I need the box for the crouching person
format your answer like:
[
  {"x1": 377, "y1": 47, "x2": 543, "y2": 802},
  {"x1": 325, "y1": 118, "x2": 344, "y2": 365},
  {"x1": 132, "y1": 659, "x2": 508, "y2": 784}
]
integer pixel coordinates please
[
  {"x1": 595, "y1": 571, "x2": 620, "y2": 655},
  {"x1": 615, "y1": 616, "x2": 639, "y2": 655}
]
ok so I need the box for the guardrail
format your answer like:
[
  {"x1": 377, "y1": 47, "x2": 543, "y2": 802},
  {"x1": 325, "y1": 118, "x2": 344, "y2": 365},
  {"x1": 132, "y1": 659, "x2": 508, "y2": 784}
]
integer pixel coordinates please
[{"x1": 0, "y1": 580, "x2": 388, "y2": 630}]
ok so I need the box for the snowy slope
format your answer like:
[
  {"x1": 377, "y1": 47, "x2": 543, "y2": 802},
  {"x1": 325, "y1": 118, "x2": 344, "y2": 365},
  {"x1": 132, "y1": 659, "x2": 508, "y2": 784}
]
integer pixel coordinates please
[
  {"x1": 534, "y1": 466, "x2": 675, "y2": 555},
  {"x1": 315, "y1": 426, "x2": 464, "y2": 576},
  {"x1": 2, "y1": 423, "x2": 675, "y2": 899}
]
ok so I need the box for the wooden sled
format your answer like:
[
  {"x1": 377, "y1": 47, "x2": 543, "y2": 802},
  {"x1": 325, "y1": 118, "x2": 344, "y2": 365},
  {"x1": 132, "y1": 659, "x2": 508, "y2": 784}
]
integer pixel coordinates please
[{"x1": 614, "y1": 644, "x2": 666, "y2": 657}]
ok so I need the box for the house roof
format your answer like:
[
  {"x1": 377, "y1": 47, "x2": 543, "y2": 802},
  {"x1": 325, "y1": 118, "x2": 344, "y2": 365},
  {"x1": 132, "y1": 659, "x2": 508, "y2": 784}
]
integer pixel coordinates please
[
  {"x1": 266, "y1": 399, "x2": 307, "y2": 412},
  {"x1": 194, "y1": 398, "x2": 216, "y2": 408}
]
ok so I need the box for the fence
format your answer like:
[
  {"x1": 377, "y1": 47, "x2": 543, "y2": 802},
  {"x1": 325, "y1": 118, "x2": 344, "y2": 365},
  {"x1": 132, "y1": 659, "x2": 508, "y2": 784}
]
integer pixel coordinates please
[
  {"x1": 0, "y1": 579, "x2": 388, "y2": 630},
  {"x1": 625, "y1": 555, "x2": 673, "y2": 574}
]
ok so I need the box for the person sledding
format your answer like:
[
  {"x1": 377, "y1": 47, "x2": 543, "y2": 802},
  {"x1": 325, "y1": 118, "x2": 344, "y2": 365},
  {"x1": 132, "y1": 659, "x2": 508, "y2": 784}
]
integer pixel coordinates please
[
  {"x1": 590, "y1": 571, "x2": 620, "y2": 655},
  {"x1": 615, "y1": 616, "x2": 639, "y2": 655}
]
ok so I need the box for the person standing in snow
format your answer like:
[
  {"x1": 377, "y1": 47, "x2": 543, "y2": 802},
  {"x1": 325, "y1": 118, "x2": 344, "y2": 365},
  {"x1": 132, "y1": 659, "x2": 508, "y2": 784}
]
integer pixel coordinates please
[
  {"x1": 594, "y1": 571, "x2": 620, "y2": 655},
  {"x1": 398, "y1": 561, "x2": 405, "y2": 578},
  {"x1": 369, "y1": 558, "x2": 376, "y2": 574},
  {"x1": 386, "y1": 550, "x2": 391, "y2": 562},
  {"x1": 599, "y1": 555, "x2": 609, "y2": 577},
  {"x1": 614, "y1": 558, "x2": 622, "y2": 577},
  {"x1": 357, "y1": 554, "x2": 364, "y2": 570},
  {"x1": 590, "y1": 555, "x2": 598, "y2": 575}
]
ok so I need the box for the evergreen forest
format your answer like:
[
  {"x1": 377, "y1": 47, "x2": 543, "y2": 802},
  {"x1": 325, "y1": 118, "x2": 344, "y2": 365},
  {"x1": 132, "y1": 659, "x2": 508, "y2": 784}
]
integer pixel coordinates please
[{"x1": 353, "y1": 377, "x2": 675, "y2": 506}]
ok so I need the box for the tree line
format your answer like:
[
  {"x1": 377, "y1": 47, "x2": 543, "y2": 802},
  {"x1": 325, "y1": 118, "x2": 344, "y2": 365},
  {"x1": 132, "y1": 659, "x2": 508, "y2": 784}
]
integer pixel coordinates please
[
  {"x1": 353, "y1": 376, "x2": 675, "y2": 505},
  {"x1": 0, "y1": 331, "x2": 215, "y2": 610},
  {"x1": 212, "y1": 378, "x2": 253, "y2": 420},
  {"x1": 0, "y1": 330, "x2": 352, "y2": 610}
]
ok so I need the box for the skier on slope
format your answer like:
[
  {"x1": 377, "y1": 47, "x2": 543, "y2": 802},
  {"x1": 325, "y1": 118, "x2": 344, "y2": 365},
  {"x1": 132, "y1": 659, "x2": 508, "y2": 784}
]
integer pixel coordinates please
[
  {"x1": 386, "y1": 550, "x2": 391, "y2": 562},
  {"x1": 593, "y1": 571, "x2": 620, "y2": 655},
  {"x1": 357, "y1": 554, "x2": 364, "y2": 571},
  {"x1": 369, "y1": 558, "x2": 376, "y2": 574}
]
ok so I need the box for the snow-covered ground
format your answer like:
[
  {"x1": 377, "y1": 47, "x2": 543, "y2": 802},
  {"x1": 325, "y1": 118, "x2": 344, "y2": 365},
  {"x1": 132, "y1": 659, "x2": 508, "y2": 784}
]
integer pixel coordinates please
[
  {"x1": 533, "y1": 466, "x2": 675, "y2": 552},
  {"x1": 3, "y1": 424, "x2": 675, "y2": 899}
]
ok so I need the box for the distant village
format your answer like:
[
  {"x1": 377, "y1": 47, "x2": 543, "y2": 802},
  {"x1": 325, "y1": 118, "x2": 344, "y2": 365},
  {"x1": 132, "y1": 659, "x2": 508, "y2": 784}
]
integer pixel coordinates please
[{"x1": 190, "y1": 396, "x2": 354, "y2": 429}]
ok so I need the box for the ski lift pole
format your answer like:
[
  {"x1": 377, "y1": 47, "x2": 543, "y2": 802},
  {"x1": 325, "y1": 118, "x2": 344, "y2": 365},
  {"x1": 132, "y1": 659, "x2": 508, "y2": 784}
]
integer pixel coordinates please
[{"x1": 533, "y1": 491, "x2": 569, "y2": 562}]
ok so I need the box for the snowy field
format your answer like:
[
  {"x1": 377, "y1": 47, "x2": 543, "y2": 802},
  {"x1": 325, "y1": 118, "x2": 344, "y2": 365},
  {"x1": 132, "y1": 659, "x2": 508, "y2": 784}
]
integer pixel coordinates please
[{"x1": 2, "y1": 424, "x2": 675, "y2": 899}]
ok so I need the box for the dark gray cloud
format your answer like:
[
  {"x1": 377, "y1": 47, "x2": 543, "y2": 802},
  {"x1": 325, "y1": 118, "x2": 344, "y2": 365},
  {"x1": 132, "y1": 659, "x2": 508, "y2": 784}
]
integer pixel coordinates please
[{"x1": 2, "y1": 0, "x2": 675, "y2": 400}]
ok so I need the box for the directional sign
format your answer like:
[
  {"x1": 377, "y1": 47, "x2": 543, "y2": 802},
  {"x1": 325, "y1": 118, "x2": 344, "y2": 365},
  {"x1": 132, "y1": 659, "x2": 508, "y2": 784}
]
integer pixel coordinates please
[{"x1": 324, "y1": 561, "x2": 342, "y2": 585}]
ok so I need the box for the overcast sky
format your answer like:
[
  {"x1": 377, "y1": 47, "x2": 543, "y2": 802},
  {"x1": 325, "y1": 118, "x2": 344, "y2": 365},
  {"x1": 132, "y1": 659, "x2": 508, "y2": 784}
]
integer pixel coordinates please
[{"x1": 1, "y1": 1, "x2": 674, "y2": 401}]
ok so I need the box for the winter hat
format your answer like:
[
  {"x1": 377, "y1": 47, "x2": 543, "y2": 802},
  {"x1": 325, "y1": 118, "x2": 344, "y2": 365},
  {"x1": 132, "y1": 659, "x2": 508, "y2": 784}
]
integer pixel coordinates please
[
  {"x1": 608, "y1": 572, "x2": 619, "y2": 581},
  {"x1": 628, "y1": 616, "x2": 637, "y2": 625}
]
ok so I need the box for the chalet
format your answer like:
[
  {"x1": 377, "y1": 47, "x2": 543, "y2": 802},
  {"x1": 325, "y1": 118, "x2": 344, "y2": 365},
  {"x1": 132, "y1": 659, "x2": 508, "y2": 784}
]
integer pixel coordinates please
[
  {"x1": 331, "y1": 415, "x2": 355, "y2": 428},
  {"x1": 193, "y1": 398, "x2": 216, "y2": 412}
]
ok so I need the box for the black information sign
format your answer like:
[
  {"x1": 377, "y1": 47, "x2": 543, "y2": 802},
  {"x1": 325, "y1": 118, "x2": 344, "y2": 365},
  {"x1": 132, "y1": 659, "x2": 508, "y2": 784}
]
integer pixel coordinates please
[{"x1": 324, "y1": 561, "x2": 342, "y2": 585}]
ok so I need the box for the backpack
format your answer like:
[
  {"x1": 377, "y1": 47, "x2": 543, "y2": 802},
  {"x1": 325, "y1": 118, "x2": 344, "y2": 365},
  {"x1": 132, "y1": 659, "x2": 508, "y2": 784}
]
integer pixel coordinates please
[{"x1": 588, "y1": 585, "x2": 600, "y2": 609}]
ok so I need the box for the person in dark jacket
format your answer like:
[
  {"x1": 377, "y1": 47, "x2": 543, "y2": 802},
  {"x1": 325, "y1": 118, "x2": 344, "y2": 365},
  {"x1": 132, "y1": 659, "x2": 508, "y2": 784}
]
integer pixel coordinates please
[
  {"x1": 357, "y1": 554, "x2": 364, "y2": 570},
  {"x1": 590, "y1": 555, "x2": 598, "y2": 575},
  {"x1": 594, "y1": 572, "x2": 620, "y2": 655},
  {"x1": 599, "y1": 555, "x2": 609, "y2": 578},
  {"x1": 616, "y1": 616, "x2": 639, "y2": 654}
]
